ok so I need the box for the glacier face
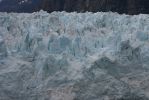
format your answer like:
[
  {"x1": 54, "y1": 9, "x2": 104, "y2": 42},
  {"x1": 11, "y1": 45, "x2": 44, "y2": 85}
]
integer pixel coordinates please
[{"x1": 0, "y1": 11, "x2": 149, "y2": 100}]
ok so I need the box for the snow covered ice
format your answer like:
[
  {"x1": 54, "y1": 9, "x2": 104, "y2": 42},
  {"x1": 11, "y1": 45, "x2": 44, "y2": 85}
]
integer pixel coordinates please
[{"x1": 1, "y1": 11, "x2": 149, "y2": 100}]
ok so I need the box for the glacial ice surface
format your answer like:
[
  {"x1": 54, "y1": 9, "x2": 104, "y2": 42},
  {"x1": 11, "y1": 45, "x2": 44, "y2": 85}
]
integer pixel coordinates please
[{"x1": 1, "y1": 11, "x2": 149, "y2": 100}]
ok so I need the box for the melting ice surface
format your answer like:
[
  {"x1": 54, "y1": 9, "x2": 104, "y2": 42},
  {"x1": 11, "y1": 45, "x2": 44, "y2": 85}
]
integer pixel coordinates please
[{"x1": 1, "y1": 11, "x2": 149, "y2": 100}]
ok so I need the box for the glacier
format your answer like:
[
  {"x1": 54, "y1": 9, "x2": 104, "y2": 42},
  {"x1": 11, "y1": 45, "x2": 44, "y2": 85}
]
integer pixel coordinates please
[{"x1": 0, "y1": 11, "x2": 149, "y2": 100}]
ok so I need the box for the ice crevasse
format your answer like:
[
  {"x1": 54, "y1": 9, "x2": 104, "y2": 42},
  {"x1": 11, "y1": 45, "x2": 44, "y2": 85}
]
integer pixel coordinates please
[{"x1": 0, "y1": 11, "x2": 149, "y2": 100}]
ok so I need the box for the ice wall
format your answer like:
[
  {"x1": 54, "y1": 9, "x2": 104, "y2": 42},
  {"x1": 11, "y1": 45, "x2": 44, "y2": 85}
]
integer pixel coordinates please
[{"x1": 0, "y1": 11, "x2": 149, "y2": 100}]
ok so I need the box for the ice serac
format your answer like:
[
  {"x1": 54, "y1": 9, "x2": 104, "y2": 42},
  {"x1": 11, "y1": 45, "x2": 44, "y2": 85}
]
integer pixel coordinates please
[{"x1": 0, "y1": 11, "x2": 149, "y2": 100}]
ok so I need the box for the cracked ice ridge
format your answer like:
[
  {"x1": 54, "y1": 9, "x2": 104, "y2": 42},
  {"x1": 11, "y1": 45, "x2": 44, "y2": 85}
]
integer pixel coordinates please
[{"x1": 0, "y1": 11, "x2": 149, "y2": 100}]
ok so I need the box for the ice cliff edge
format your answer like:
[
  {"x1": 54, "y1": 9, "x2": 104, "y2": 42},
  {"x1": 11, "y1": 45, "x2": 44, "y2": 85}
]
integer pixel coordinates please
[{"x1": 0, "y1": 11, "x2": 149, "y2": 100}]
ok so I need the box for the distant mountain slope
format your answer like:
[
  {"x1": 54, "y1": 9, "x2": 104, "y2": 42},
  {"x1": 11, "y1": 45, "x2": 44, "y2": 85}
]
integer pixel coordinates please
[
  {"x1": 0, "y1": 0, "x2": 149, "y2": 14},
  {"x1": 0, "y1": 0, "x2": 41, "y2": 13}
]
